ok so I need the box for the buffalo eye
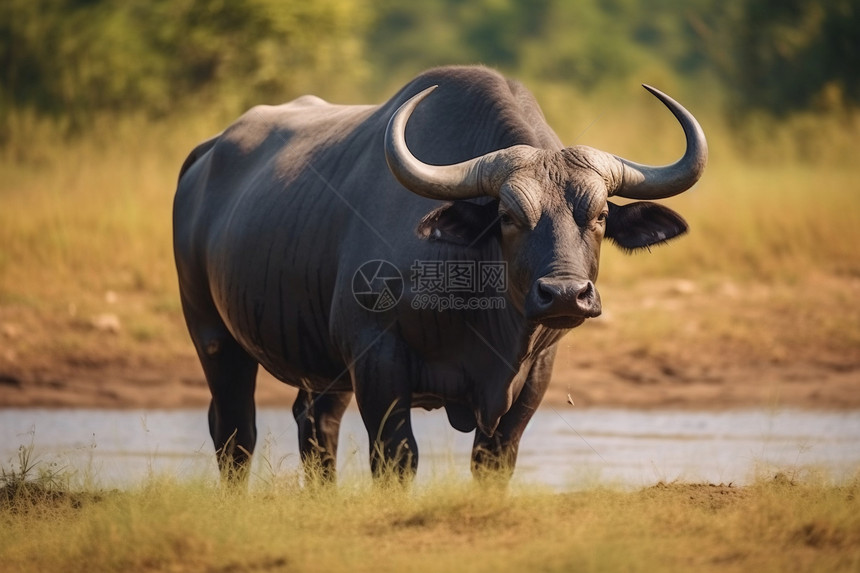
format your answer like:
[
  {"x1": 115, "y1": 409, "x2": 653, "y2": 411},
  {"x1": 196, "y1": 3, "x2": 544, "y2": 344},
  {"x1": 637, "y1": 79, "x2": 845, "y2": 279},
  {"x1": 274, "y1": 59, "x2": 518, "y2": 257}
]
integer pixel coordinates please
[
  {"x1": 499, "y1": 211, "x2": 515, "y2": 227},
  {"x1": 589, "y1": 209, "x2": 608, "y2": 231}
]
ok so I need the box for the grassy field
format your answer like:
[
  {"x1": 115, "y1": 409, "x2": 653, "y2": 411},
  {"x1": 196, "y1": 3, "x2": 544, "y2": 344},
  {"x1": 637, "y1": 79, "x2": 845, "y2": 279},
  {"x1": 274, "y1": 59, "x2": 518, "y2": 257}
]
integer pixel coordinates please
[
  {"x1": 0, "y1": 94, "x2": 859, "y2": 408},
  {"x1": 1, "y1": 449, "x2": 858, "y2": 573}
]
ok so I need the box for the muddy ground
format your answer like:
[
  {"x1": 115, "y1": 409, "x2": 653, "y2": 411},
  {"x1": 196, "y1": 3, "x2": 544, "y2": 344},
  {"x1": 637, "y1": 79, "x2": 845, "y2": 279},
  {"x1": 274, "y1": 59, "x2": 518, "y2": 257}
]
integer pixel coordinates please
[
  {"x1": 1, "y1": 354, "x2": 857, "y2": 414},
  {"x1": 1, "y1": 352, "x2": 858, "y2": 411}
]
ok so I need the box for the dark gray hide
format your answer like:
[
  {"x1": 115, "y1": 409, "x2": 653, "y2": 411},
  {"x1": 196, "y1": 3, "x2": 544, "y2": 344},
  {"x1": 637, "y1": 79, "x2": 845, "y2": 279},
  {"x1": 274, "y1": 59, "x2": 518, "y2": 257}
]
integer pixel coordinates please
[{"x1": 173, "y1": 66, "x2": 707, "y2": 482}]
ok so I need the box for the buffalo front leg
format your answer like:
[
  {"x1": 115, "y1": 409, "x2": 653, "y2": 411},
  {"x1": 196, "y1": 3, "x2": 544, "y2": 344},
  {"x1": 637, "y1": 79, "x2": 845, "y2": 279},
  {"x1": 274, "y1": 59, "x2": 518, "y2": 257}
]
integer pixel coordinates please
[
  {"x1": 471, "y1": 347, "x2": 556, "y2": 483},
  {"x1": 292, "y1": 389, "x2": 352, "y2": 486},
  {"x1": 351, "y1": 344, "x2": 418, "y2": 483}
]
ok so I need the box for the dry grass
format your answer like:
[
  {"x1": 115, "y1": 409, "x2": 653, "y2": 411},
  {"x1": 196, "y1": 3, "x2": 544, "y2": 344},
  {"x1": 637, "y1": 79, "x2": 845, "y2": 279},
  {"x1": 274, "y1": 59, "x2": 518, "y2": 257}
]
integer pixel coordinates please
[{"x1": 0, "y1": 451, "x2": 858, "y2": 573}]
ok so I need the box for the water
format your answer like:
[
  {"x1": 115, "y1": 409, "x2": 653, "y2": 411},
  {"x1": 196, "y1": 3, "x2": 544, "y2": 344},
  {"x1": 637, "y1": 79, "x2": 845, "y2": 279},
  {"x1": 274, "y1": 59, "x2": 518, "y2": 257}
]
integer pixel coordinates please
[{"x1": 1, "y1": 407, "x2": 858, "y2": 490}]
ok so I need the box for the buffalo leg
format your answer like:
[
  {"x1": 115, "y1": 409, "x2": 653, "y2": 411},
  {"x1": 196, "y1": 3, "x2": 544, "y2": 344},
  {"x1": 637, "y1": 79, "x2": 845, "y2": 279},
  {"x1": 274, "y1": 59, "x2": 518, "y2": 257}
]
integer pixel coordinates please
[
  {"x1": 292, "y1": 389, "x2": 352, "y2": 486},
  {"x1": 471, "y1": 346, "x2": 556, "y2": 483},
  {"x1": 351, "y1": 345, "x2": 418, "y2": 483},
  {"x1": 202, "y1": 332, "x2": 258, "y2": 483},
  {"x1": 181, "y1": 296, "x2": 258, "y2": 483}
]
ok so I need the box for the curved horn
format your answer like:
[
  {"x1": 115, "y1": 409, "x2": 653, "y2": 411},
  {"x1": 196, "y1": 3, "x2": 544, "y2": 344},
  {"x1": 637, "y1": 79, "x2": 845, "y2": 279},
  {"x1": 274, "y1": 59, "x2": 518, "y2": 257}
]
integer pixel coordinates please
[
  {"x1": 612, "y1": 85, "x2": 708, "y2": 200},
  {"x1": 385, "y1": 86, "x2": 523, "y2": 200}
]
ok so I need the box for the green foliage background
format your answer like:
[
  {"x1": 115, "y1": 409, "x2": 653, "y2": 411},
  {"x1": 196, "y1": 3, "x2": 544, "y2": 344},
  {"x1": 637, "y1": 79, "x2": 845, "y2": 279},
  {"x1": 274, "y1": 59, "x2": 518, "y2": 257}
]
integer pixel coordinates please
[{"x1": 1, "y1": 0, "x2": 857, "y2": 129}]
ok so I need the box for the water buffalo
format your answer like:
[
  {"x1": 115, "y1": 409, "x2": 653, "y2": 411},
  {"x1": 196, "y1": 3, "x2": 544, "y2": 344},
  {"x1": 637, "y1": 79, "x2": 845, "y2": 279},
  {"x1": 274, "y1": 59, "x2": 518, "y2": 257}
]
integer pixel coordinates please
[{"x1": 173, "y1": 66, "x2": 706, "y2": 484}]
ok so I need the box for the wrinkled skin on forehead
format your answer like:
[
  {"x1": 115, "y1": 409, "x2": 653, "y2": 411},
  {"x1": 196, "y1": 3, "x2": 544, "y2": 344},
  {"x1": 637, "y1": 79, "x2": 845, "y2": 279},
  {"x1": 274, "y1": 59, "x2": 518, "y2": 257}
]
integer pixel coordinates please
[{"x1": 497, "y1": 147, "x2": 616, "y2": 300}]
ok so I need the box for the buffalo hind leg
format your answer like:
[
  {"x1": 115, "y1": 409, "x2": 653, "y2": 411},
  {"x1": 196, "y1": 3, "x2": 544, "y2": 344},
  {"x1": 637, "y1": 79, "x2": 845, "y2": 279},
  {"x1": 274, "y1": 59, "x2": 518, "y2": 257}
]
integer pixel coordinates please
[
  {"x1": 202, "y1": 332, "x2": 258, "y2": 484},
  {"x1": 471, "y1": 347, "x2": 556, "y2": 484},
  {"x1": 292, "y1": 389, "x2": 352, "y2": 486},
  {"x1": 182, "y1": 295, "x2": 259, "y2": 485}
]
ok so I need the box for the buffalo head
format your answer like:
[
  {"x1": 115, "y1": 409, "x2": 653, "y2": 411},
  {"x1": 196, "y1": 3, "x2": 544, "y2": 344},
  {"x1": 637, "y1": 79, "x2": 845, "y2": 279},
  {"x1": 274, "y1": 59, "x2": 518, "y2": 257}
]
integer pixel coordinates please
[{"x1": 385, "y1": 85, "x2": 707, "y2": 329}]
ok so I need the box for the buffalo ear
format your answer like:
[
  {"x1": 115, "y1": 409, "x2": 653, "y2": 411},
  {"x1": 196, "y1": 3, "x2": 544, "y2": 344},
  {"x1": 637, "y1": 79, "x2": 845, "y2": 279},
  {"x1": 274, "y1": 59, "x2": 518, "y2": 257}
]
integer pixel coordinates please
[
  {"x1": 416, "y1": 200, "x2": 500, "y2": 247},
  {"x1": 605, "y1": 201, "x2": 688, "y2": 251}
]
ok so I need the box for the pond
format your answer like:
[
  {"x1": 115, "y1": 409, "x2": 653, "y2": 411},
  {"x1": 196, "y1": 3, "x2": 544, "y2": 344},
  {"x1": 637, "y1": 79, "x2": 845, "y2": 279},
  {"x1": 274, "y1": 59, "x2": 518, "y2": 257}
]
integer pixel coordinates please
[{"x1": 2, "y1": 407, "x2": 859, "y2": 490}]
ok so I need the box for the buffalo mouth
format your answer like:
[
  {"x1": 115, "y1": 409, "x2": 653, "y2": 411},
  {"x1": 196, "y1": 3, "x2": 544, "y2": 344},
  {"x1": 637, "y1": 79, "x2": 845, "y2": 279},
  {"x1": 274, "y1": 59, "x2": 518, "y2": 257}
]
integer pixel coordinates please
[{"x1": 535, "y1": 315, "x2": 587, "y2": 330}]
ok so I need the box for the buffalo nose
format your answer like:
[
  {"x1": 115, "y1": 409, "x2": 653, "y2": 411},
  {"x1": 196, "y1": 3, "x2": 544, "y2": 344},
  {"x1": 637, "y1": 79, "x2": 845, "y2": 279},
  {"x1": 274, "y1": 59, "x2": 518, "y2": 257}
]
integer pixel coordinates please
[{"x1": 528, "y1": 278, "x2": 602, "y2": 320}]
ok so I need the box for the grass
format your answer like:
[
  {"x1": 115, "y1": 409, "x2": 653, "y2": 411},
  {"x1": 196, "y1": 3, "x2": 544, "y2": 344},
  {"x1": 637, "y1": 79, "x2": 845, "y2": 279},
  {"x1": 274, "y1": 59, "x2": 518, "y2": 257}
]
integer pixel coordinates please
[
  {"x1": 1, "y1": 445, "x2": 858, "y2": 572},
  {"x1": 0, "y1": 442, "x2": 70, "y2": 507}
]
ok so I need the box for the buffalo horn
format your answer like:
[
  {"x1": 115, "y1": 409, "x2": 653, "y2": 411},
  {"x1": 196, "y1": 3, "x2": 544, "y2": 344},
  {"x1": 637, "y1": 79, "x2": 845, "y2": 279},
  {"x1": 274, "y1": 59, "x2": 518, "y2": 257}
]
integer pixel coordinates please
[
  {"x1": 611, "y1": 85, "x2": 708, "y2": 199},
  {"x1": 384, "y1": 86, "x2": 528, "y2": 200}
]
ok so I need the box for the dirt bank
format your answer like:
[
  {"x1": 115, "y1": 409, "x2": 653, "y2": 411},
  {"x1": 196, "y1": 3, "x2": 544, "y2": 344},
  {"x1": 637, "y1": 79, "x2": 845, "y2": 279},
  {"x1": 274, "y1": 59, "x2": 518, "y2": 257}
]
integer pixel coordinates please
[
  {"x1": 1, "y1": 277, "x2": 858, "y2": 410},
  {"x1": 0, "y1": 346, "x2": 857, "y2": 411}
]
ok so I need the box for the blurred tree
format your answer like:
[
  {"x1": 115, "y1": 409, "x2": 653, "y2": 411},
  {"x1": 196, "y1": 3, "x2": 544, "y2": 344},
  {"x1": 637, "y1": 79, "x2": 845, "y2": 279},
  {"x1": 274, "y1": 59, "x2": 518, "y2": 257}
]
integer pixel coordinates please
[
  {"x1": 718, "y1": 0, "x2": 859, "y2": 115},
  {"x1": 1, "y1": 0, "x2": 856, "y2": 129},
  {"x1": 367, "y1": 0, "x2": 723, "y2": 92},
  {"x1": 0, "y1": 0, "x2": 369, "y2": 127}
]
